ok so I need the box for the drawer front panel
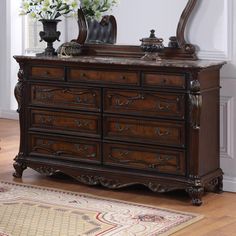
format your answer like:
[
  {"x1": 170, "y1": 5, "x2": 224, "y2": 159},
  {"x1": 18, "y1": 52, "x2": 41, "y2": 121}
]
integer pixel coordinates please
[
  {"x1": 104, "y1": 143, "x2": 186, "y2": 175},
  {"x1": 29, "y1": 134, "x2": 100, "y2": 163},
  {"x1": 30, "y1": 85, "x2": 101, "y2": 111},
  {"x1": 104, "y1": 116, "x2": 185, "y2": 147},
  {"x1": 68, "y1": 69, "x2": 139, "y2": 85},
  {"x1": 104, "y1": 89, "x2": 185, "y2": 119},
  {"x1": 30, "y1": 66, "x2": 64, "y2": 80},
  {"x1": 30, "y1": 109, "x2": 101, "y2": 138},
  {"x1": 143, "y1": 73, "x2": 185, "y2": 89}
]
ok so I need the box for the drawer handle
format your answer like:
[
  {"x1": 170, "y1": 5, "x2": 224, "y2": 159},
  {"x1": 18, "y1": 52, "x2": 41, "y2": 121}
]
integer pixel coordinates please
[
  {"x1": 161, "y1": 78, "x2": 167, "y2": 84},
  {"x1": 75, "y1": 119, "x2": 90, "y2": 128},
  {"x1": 80, "y1": 72, "x2": 88, "y2": 80},
  {"x1": 120, "y1": 75, "x2": 126, "y2": 80},
  {"x1": 158, "y1": 103, "x2": 170, "y2": 111},
  {"x1": 115, "y1": 123, "x2": 130, "y2": 132},
  {"x1": 155, "y1": 128, "x2": 170, "y2": 137},
  {"x1": 43, "y1": 71, "x2": 50, "y2": 76}
]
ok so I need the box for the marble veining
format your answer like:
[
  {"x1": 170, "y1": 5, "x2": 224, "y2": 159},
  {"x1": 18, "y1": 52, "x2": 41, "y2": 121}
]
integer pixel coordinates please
[{"x1": 14, "y1": 55, "x2": 225, "y2": 69}]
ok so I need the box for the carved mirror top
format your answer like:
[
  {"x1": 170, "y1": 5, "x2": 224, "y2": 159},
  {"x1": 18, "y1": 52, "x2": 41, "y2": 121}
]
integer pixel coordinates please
[{"x1": 75, "y1": 0, "x2": 198, "y2": 60}]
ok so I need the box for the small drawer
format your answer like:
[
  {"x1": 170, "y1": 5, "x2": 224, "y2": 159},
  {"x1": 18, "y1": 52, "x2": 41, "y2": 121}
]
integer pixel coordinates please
[
  {"x1": 30, "y1": 66, "x2": 64, "y2": 80},
  {"x1": 68, "y1": 69, "x2": 139, "y2": 85},
  {"x1": 143, "y1": 73, "x2": 186, "y2": 89},
  {"x1": 104, "y1": 89, "x2": 185, "y2": 119},
  {"x1": 104, "y1": 116, "x2": 185, "y2": 147},
  {"x1": 30, "y1": 84, "x2": 101, "y2": 112},
  {"x1": 29, "y1": 134, "x2": 101, "y2": 164},
  {"x1": 104, "y1": 142, "x2": 186, "y2": 176},
  {"x1": 30, "y1": 109, "x2": 101, "y2": 138}
]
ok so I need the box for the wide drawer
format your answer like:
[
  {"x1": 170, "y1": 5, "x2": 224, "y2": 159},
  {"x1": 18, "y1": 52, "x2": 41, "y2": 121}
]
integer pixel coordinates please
[
  {"x1": 30, "y1": 66, "x2": 65, "y2": 81},
  {"x1": 104, "y1": 142, "x2": 186, "y2": 176},
  {"x1": 30, "y1": 109, "x2": 101, "y2": 138},
  {"x1": 104, "y1": 116, "x2": 185, "y2": 147},
  {"x1": 104, "y1": 89, "x2": 185, "y2": 119},
  {"x1": 30, "y1": 84, "x2": 101, "y2": 112},
  {"x1": 142, "y1": 73, "x2": 186, "y2": 89},
  {"x1": 29, "y1": 134, "x2": 101, "y2": 163},
  {"x1": 67, "y1": 69, "x2": 139, "y2": 85}
]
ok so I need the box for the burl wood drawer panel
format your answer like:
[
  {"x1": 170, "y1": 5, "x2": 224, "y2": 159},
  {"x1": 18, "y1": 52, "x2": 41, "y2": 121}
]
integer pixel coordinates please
[
  {"x1": 68, "y1": 69, "x2": 139, "y2": 85},
  {"x1": 30, "y1": 109, "x2": 101, "y2": 138},
  {"x1": 29, "y1": 134, "x2": 100, "y2": 163},
  {"x1": 142, "y1": 73, "x2": 186, "y2": 89},
  {"x1": 30, "y1": 84, "x2": 101, "y2": 112},
  {"x1": 104, "y1": 89, "x2": 185, "y2": 119},
  {"x1": 104, "y1": 142, "x2": 186, "y2": 176},
  {"x1": 30, "y1": 66, "x2": 65, "y2": 81},
  {"x1": 104, "y1": 116, "x2": 185, "y2": 147}
]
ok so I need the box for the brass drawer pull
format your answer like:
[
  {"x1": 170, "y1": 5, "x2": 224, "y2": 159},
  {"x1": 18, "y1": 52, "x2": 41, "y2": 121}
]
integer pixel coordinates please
[
  {"x1": 120, "y1": 75, "x2": 126, "y2": 80},
  {"x1": 155, "y1": 128, "x2": 170, "y2": 137},
  {"x1": 158, "y1": 103, "x2": 170, "y2": 111},
  {"x1": 80, "y1": 72, "x2": 88, "y2": 80},
  {"x1": 43, "y1": 71, "x2": 50, "y2": 76}
]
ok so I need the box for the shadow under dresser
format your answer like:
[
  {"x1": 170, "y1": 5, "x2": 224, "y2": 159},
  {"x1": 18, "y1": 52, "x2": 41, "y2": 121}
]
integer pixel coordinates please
[{"x1": 13, "y1": 55, "x2": 225, "y2": 206}]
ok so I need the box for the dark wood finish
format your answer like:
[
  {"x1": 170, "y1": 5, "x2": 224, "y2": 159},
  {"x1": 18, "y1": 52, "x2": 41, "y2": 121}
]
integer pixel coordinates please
[
  {"x1": 75, "y1": 0, "x2": 198, "y2": 60},
  {"x1": 104, "y1": 89, "x2": 185, "y2": 119},
  {"x1": 30, "y1": 84, "x2": 101, "y2": 112},
  {"x1": 68, "y1": 68, "x2": 139, "y2": 85},
  {"x1": 142, "y1": 73, "x2": 186, "y2": 89},
  {"x1": 30, "y1": 109, "x2": 101, "y2": 138},
  {"x1": 13, "y1": 55, "x2": 224, "y2": 206},
  {"x1": 30, "y1": 66, "x2": 64, "y2": 80},
  {"x1": 103, "y1": 142, "x2": 186, "y2": 176},
  {"x1": 29, "y1": 134, "x2": 101, "y2": 164},
  {"x1": 103, "y1": 115, "x2": 185, "y2": 147}
]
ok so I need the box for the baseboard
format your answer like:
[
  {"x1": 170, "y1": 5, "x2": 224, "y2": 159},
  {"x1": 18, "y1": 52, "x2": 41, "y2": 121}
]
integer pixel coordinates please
[
  {"x1": 0, "y1": 109, "x2": 18, "y2": 120},
  {"x1": 223, "y1": 176, "x2": 236, "y2": 192}
]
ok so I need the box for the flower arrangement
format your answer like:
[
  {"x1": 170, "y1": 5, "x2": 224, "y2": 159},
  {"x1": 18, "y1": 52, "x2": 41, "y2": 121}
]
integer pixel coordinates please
[
  {"x1": 80, "y1": 0, "x2": 119, "y2": 21},
  {"x1": 20, "y1": 0, "x2": 118, "y2": 21},
  {"x1": 20, "y1": 0, "x2": 80, "y2": 19}
]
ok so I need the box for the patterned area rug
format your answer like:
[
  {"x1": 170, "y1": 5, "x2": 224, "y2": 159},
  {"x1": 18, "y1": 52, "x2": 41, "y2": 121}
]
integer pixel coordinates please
[{"x1": 0, "y1": 182, "x2": 203, "y2": 236}]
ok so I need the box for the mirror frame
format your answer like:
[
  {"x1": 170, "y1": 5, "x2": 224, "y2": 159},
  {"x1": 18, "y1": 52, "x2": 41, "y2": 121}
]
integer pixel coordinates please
[{"x1": 75, "y1": 0, "x2": 198, "y2": 60}]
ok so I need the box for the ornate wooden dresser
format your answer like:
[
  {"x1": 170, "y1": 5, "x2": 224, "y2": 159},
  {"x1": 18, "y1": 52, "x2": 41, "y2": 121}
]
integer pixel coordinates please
[{"x1": 13, "y1": 55, "x2": 224, "y2": 205}]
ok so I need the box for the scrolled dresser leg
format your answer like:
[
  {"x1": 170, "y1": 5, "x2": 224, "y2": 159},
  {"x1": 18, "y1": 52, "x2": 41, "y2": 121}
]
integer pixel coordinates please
[
  {"x1": 13, "y1": 161, "x2": 27, "y2": 178},
  {"x1": 186, "y1": 186, "x2": 204, "y2": 206},
  {"x1": 214, "y1": 175, "x2": 223, "y2": 194}
]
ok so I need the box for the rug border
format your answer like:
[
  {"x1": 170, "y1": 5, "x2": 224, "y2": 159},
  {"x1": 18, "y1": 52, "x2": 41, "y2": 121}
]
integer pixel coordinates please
[{"x1": 0, "y1": 181, "x2": 204, "y2": 235}]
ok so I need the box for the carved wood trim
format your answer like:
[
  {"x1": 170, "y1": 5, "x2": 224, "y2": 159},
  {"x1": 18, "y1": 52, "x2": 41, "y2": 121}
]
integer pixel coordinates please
[
  {"x1": 176, "y1": 0, "x2": 198, "y2": 49},
  {"x1": 74, "y1": 0, "x2": 198, "y2": 60}
]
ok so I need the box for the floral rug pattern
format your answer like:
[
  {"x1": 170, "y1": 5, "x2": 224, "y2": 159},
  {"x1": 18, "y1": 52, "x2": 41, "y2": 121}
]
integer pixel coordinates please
[{"x1": 0, "y1": 182, "x2": 203, "y2": 236}]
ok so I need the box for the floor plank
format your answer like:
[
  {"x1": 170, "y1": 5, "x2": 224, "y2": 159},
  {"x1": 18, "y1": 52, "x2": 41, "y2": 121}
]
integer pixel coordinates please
[{"x1": 0, "y1": 118, "x2": 236, "y2": 236}]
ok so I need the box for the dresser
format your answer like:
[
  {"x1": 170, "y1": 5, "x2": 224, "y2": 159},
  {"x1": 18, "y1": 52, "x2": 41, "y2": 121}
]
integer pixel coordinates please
[{"x1": 13, "y1": 55, "x2": 224, "y2": 205}]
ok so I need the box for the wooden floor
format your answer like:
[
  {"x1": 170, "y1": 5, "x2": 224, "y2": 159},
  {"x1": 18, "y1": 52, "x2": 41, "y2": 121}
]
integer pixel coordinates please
[{"x1": 0, "y1": 118, "x2": 236, "y2": 236}]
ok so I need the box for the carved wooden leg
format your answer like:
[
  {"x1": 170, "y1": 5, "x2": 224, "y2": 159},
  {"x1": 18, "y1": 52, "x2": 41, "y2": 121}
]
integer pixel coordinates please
[
  {"x1": 214, "y1": 175, "x2": 223, "y2": 194},
  {"x1": 13, "y1": 161, "x2": 27, "y2": 178},
  {"x1": 186, "y1": 187, "x2": 204, "y2": 206}
]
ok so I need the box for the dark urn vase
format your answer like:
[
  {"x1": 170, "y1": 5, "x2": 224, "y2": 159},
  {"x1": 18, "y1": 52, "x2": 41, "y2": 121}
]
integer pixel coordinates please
[{"x1": 38, "y1": 19, "x2": 61, "y2": 56}]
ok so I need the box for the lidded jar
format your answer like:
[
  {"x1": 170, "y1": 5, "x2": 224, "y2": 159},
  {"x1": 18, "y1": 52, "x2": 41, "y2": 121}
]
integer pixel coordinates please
[{"x1": 140, "y1": 29, "x2": 164, "y2": 61}]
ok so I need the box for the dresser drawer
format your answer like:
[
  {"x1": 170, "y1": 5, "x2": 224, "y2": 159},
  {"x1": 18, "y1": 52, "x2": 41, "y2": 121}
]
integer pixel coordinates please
[
  {"x1": 104, "y1": 116, "x2": 185, "y2": 147},
  {"x1": 104, "y1": 89, "x2": 185, "y2": 119},
  {"x1": 30, "y1": 66, "x2": 65, "y2": 81},
  {"x1": 30, "y1": 84, "x2": 101, "y2": 112},
  {"x1": 68, "y1": 69, "x2": 139, "y2": 85},
  {"x1": 142, "y1": 73, "x2": 186, "y2": 89},
  {"x1": 30, "y1": 109, "x2": 101, "y2": 138},
  {"x1": 104, "y1": 142, "x2": 186, "y2": 176},
  {"x1": 29, "y1": 134, "x2": 100, "y2": 163}
]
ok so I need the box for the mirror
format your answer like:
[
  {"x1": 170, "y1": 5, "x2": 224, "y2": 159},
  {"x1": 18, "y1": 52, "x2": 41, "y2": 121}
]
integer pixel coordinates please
[
  {"x1": 75, "y1": 0, "x2": 198, "y2": 60},
  {"x1": 112, "y1": 0, "x2": 189, "y2": 46}
]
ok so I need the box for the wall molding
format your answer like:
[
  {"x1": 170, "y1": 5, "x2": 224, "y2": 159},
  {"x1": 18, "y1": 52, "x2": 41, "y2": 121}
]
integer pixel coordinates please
[
  {"x1": 223, "y1": 176, "x2": 236, "y2": 192},
  {"x1": 197, "y1": 0, "x2": 233, "y2": 61},
  {"x1": 220, "y1": 96, "x2": 234, "y2": 159},
  {"x1": 0, "y1": 109, "x2": 18, "y2": 120}
]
